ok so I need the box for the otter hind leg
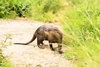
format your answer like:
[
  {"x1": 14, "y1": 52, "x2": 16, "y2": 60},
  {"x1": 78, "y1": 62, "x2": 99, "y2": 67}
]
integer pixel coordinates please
[{"x1": 37, "y1": 38, "x2": 45, "y2": 49}]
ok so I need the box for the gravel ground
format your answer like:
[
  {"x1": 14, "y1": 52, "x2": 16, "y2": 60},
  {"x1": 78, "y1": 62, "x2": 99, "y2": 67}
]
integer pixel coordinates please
[{"x1": 0, "y1": 19, "x2": 72, "y2": 67}]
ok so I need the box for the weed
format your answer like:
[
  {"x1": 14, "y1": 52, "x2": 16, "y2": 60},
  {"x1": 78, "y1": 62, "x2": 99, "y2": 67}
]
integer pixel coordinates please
[
  {"x1": 62, "y1": 0, "x2": 100, "y2": 67},
  {"x1": 0, "y1": 34, "x2": 13, "y2": 67}
]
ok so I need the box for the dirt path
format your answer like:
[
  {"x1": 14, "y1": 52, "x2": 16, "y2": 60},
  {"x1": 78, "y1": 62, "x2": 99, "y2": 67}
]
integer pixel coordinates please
[{"x1": 0, "y1": 19, "x2": 72, "y2": 67}]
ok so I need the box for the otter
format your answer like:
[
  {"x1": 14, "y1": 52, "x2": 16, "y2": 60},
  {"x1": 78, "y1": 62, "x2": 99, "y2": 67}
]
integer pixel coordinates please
[{"x1": 14, "y1": 25, "x2": 63, "y2": 54}]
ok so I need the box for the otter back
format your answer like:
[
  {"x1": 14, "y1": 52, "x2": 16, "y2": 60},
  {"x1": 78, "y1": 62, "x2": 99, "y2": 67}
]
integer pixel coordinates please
[{"x1": 14, "y1": 25, "x2": 63, "y2": 54}]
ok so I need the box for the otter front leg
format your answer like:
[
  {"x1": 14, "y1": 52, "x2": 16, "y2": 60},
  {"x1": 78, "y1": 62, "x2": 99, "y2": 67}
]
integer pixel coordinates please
[
  {"x1": 58, "y1": 43, "x2": 63, "y2": 54},
  {"x1": 37, "y1": 38, "x2": 45, "y2": 49},
  {"x1": 49, "y1": 43, "x2": 55, "y2": 51}
]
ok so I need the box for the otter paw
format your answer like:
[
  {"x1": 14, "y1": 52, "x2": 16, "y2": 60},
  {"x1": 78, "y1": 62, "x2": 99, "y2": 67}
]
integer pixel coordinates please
[
  {"x1": 58, "y1": 51, "x2": 63, "y2": 54},
  {"x1": 39, "y1": 45, "x2": 45, "y2": 49}
]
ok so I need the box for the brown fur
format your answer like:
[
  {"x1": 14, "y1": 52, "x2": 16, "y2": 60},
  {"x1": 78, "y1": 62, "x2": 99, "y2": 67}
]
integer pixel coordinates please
[{"x1": 14, "y1": 25, "x2": 63, "y2": 54}]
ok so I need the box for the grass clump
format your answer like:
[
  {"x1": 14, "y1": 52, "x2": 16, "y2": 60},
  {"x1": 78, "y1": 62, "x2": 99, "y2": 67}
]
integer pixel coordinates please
[
  {"x1": 0, "y1": 34, "x2": 13, "y2": 67},
  {"x1": 0, "y1": 49, "x2": 13, "y2": 67},
  {"x1": 31, "y1": 0, "x2": 63, "y2": 22},
  {"x1": 61, "y1": 0, "x2": 100, "y2": 67}
]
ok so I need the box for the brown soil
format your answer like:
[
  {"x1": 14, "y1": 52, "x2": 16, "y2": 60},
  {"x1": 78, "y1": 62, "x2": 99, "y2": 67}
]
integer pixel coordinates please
[{"x1": 0, "y1": 19, "x2": 72, "y2": 67}]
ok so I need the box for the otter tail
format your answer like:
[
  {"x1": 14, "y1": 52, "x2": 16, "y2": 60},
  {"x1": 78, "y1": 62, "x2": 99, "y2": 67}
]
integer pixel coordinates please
[{"x1": 14, "y1": 33, "x2": 36, "y2": 45}]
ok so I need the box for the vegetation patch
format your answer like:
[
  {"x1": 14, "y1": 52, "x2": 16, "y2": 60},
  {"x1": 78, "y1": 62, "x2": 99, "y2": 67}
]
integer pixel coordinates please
[
  {"x1": 61, "y1": 0, "x2": 100, "y2": 67},
  {"x1": 0, "y1": 34, "x2": 13, "y2": 67},
  {"x1": 0, "y1": 0, "x2": 100, "y2": 67}
]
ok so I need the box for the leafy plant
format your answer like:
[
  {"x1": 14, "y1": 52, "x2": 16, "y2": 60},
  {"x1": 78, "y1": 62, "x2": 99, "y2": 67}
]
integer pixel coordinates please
[
  {"x1": 0, "y1": 34, "x2": 13, "y2": 67},
  {"x1": 0, "y1": 0, "x2": 31, "y2": 18}
]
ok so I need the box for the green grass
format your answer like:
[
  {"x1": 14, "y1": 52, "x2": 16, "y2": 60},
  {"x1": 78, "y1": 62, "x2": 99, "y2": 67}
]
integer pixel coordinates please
[
  {"x1": 0, "y1": 34, "x2": 13, "y2": 67},
  {"x1": 30, "y1": 0, "x2": 63, "y2": 22},
  {"x1": 0, "y1": 0, "x2": 100, "y2": 67},
  {"x1": 61, "y1": 0, "x2": 100, "y2": 67},
  {"x1": 0, "y1": 49, "x2": 13, "y2": 67},
  {"x1": 0, "y1": 0, "x2": 63, "y2": 22},
  {"x1": 0, "y1": 58, "x2": 13, "y2": 67}
]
